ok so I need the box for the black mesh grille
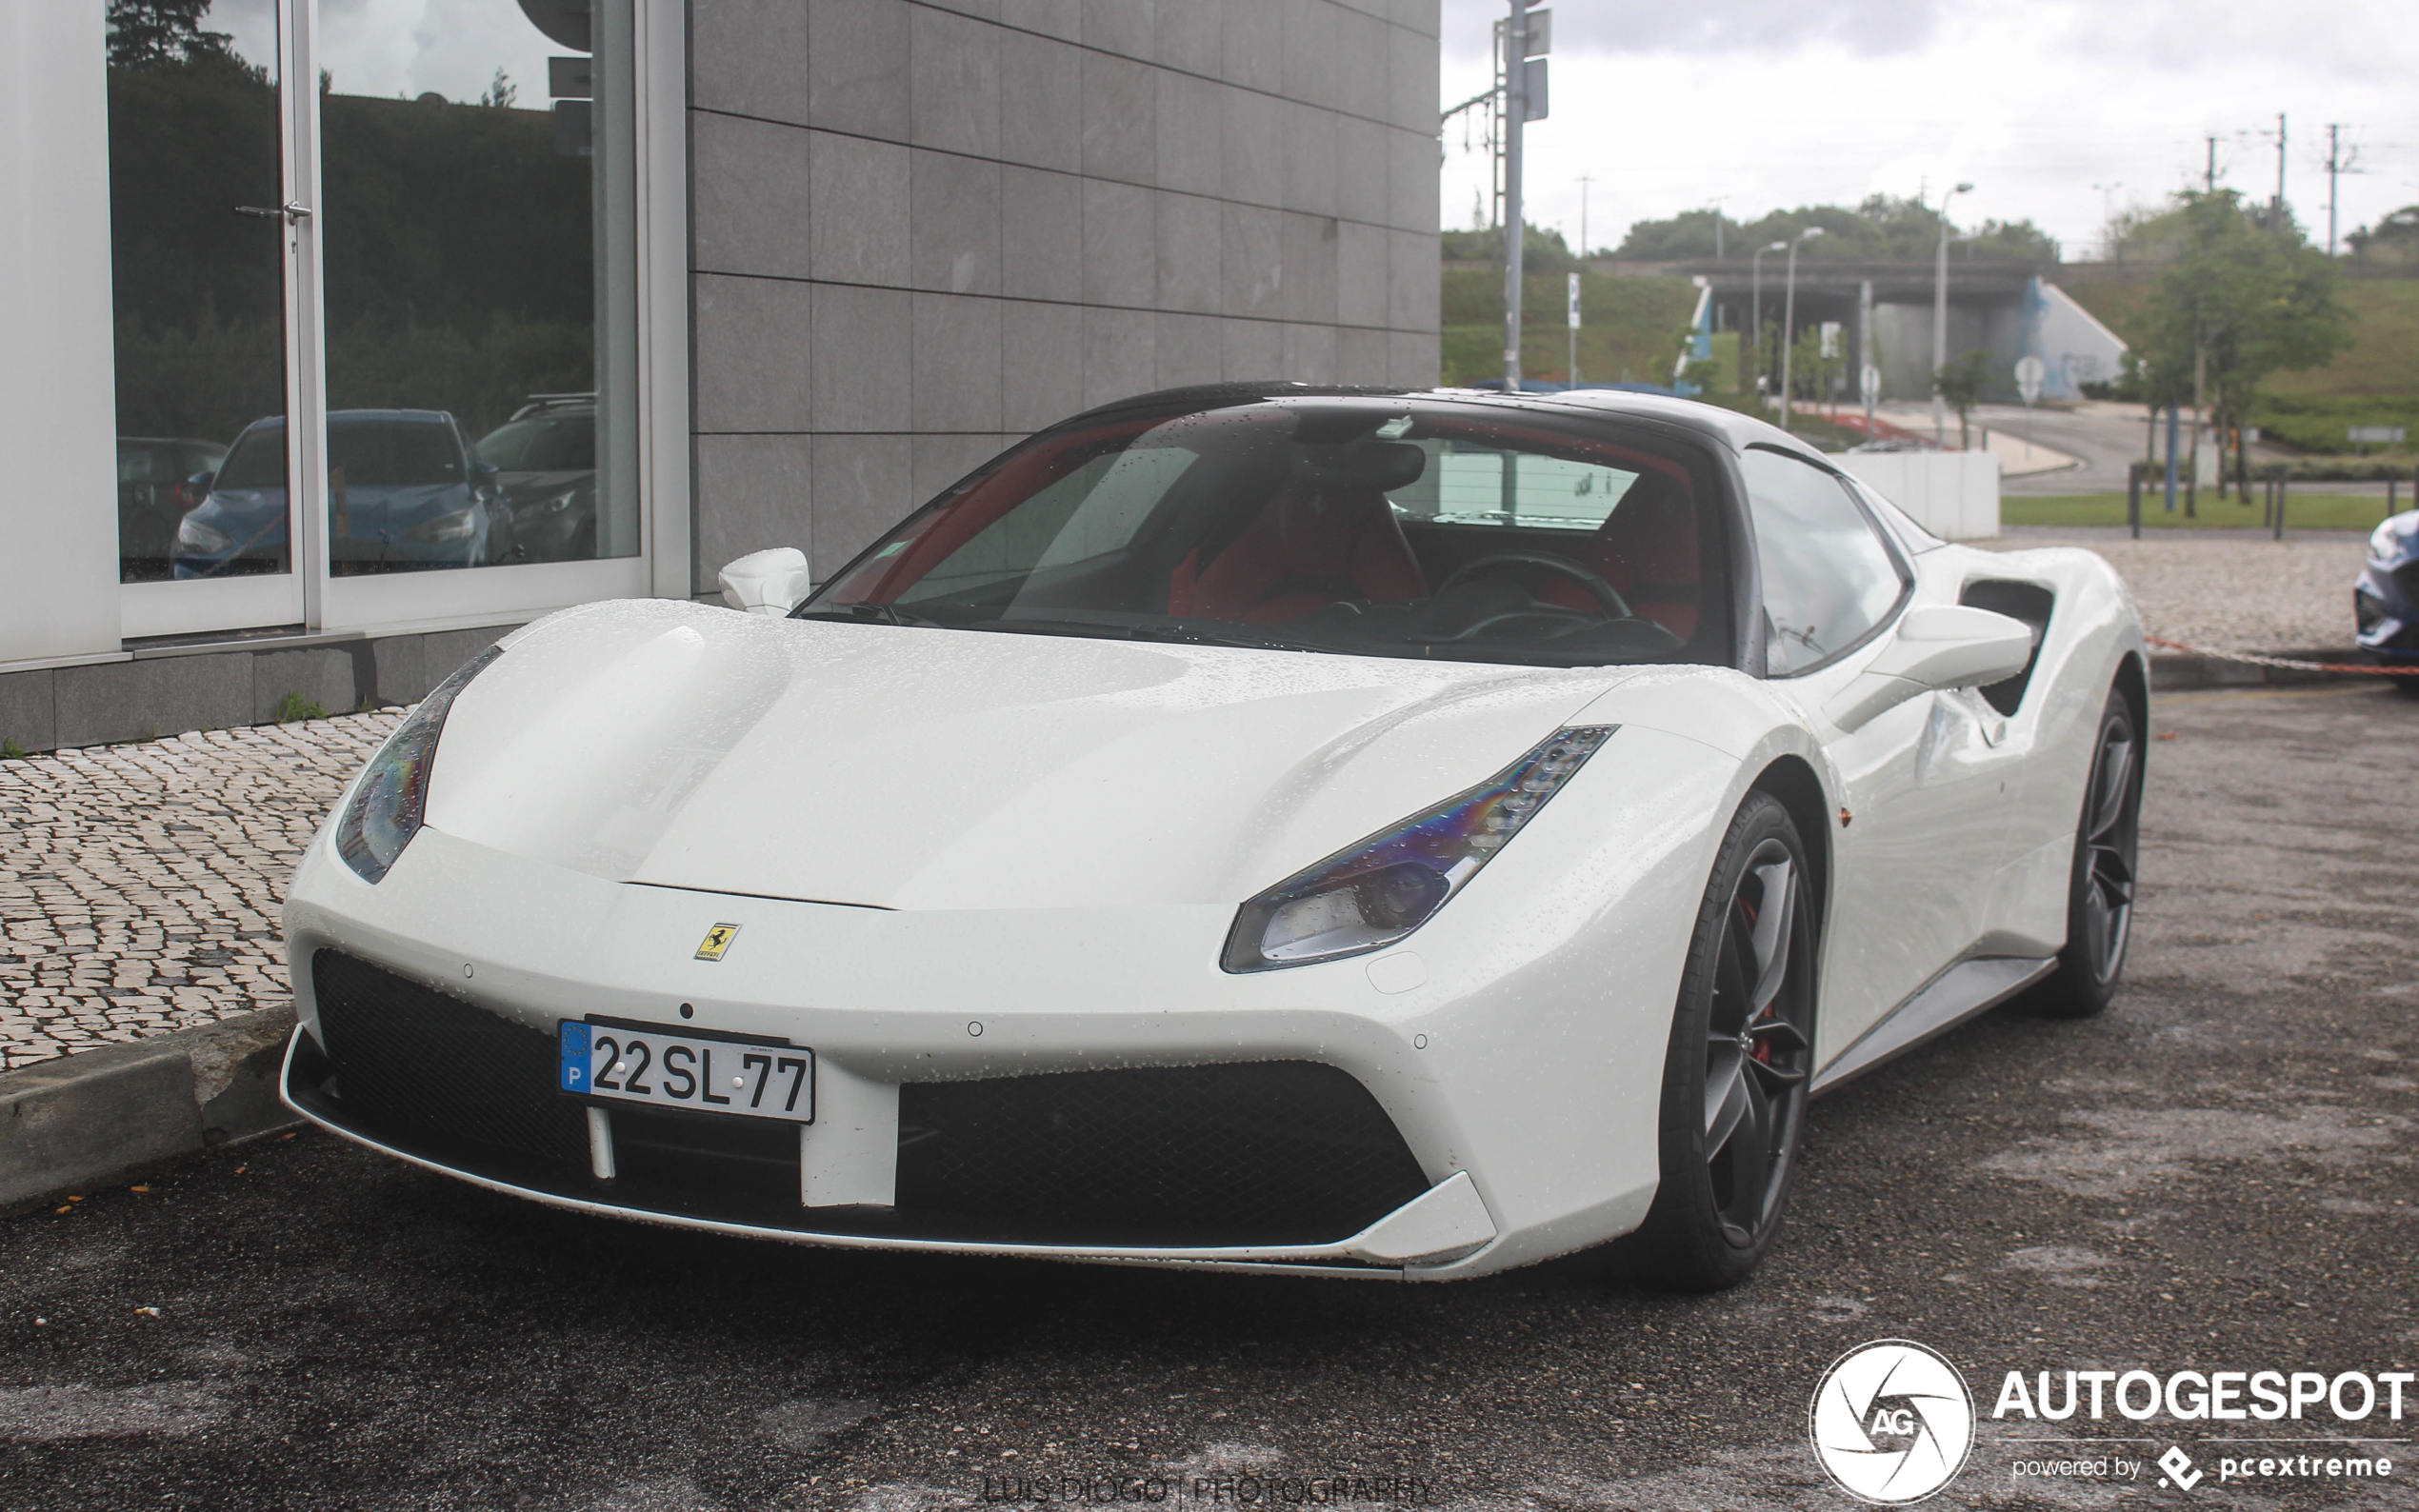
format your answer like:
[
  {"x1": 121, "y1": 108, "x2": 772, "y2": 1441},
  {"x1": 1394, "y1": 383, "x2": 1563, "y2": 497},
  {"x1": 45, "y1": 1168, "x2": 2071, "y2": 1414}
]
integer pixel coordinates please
[
  {"x1": 309, "y1": 949, "x2": 589, "y2": 1175},
  {"x1": 611, "y1": 1106, "x2": 800, "y2": 1201},
  {"x1": 300, "y1": 952, "x2": 1430, "y2": 1251},
  {"x1": 896, "y1": 1063, "x2": 1430, "y2": 1246},
  {"x1": 2394, "y1": 562, "x2": 2419, "y2": 607}
]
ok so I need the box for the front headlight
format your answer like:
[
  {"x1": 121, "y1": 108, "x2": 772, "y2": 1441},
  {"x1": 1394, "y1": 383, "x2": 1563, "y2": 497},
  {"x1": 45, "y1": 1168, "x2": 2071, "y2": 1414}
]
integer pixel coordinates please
[
  {"x1": 333, "y1": 646, "x2": 503, "y2": 883},
  {"x1": 2370, "y1": 516, "x2": 2416, "y2": 564},
  {"x1": 412, "y1": 507, "x2": 479, "y2": 543},
  {"x1": 175, "y1": 515, "x2": 231, "y2": 553},
  {"x1": 1222, "y1": 726, "x2": 1615, "y2": 972}
]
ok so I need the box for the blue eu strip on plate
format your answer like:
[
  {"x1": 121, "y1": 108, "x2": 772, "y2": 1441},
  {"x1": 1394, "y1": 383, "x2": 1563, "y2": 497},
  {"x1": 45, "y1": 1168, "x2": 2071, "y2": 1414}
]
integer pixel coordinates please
[{"x1": 558, "y1": 1020, "x2": 591, "y2": 1093}]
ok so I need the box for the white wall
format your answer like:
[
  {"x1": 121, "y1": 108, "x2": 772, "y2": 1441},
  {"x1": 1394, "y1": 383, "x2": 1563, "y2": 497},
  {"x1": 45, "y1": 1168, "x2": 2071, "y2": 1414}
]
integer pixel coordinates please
[
  {"x1": 0, "y1": 0, "x2": 122, "y2": 666},
  {"x1": 1833, "y1": 451, "x2": 2002, "y2": 541},
  {"x1": 2031, "y1": 280, "x2": 2130, "y2": 401}
]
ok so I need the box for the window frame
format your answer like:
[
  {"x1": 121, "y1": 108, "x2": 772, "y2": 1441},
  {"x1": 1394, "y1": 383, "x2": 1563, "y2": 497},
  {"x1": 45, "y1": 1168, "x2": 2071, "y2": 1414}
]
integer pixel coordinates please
[{"x1": 1739, "y1": 443, "x2": 1915, "y2": 681}]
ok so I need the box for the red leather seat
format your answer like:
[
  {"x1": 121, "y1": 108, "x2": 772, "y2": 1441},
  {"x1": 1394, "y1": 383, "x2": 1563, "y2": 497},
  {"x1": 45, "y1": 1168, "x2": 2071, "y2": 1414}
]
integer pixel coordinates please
[
  {"x1": 1169, "y1": 480, "x2": 1429, "y2": 623},
  {"x1": 1538, "y1": 468, "x2": 1701, "y2": 640}
]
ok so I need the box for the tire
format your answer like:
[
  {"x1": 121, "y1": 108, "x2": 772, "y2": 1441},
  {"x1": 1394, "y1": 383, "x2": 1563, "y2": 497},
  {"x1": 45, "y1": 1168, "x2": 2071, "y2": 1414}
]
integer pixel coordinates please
[
  {"x1": 2035, "y1": 686, "x2": 2143, "y2": 1018},
  {"x1": 1625, "y1": 790, "x2": 1818, "y2": 1291}
]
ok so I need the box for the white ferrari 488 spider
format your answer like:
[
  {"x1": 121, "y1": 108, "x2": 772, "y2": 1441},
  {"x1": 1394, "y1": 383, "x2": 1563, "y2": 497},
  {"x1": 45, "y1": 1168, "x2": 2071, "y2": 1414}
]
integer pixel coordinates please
[{"x1": 281, "y1": 384, "x2": 2145, "y2": 1288}]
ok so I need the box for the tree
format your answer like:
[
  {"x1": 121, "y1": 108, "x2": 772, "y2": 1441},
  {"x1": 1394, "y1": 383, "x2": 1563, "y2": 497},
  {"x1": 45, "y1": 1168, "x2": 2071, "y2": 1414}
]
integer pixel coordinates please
[
  {"x1": 107, "y1": 0, "x2": 236, "y2": 70},
  {"x1": 2348, "y1": 206, "x2": 2419, "y2": 273},
  {"x1": 1440, "y1": 222, "x2": 1578, "y2": 274},
  {"x1": 1611, "y1": 195, "x2": 2057, "y2": 262},
  {"x1": 1932, "y1": 349, "x2": 1994, "y2": 450},
  {"x1": 2137, "y1": 190, "x2": 2352, "y2": 491}
]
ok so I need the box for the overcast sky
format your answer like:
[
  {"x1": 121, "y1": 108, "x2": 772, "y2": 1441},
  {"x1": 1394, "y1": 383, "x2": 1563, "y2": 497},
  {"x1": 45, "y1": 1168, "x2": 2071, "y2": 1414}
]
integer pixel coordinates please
[
  {"x1": 1441, "y1": 0, "x2": 2419, "y2": 258},
  {"x1": 210, "y1": 0, "x2": 560, "y2": 107}
]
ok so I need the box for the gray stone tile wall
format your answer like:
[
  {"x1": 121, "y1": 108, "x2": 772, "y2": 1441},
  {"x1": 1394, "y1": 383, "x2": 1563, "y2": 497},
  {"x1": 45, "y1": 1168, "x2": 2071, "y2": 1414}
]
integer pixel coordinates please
[{"x1": 687, "y1": 0, "x2": 1442, "y2": 590}]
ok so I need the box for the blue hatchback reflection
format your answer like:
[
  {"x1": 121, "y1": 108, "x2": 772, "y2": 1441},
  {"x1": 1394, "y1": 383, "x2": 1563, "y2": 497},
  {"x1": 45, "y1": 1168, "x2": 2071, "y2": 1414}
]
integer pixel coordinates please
[{"x1": 173, "y1": 409, "x2": 502, "y2": 579}]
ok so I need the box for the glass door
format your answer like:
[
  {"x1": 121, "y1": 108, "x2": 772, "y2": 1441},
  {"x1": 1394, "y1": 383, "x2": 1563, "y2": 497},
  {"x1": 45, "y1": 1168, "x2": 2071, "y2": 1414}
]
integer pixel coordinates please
[
  {"x1": 311, "y1": 0, "x2": 650, "y2": 629},
  {"x1": 108, "y1": 0, "x2": 660, "y2": 645},
  {"x1": 110, "y1": 0, "x2": 309, "y2": 639}
]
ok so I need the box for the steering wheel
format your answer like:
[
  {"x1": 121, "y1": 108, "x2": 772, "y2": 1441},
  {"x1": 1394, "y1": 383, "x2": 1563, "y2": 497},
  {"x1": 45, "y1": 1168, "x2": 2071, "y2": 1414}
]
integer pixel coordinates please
[{"x1": 1437, "y1": 551, "x2": 1633, "y2": 620}]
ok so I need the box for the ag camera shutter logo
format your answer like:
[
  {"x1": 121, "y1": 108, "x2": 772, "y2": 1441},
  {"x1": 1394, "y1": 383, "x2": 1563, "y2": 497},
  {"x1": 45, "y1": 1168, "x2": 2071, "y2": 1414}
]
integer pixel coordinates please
[{"x1": 1809, "y1": 1340, "x2": 1976, "y2": 1504}]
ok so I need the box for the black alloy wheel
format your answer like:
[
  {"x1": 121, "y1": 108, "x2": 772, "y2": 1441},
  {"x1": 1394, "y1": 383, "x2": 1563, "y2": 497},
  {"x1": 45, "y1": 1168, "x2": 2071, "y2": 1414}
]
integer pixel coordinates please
[
  {"x1": 2038, "y1": 688, "x2": 2143, "y2": 1017},
  {"x1": 1626, "y1": 790, "x2": 1817, "y2": 1290}
]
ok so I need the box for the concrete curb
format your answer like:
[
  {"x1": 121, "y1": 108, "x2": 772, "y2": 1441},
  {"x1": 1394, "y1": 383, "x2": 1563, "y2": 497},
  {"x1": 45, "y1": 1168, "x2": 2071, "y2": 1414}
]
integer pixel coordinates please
[
  {"x1": 1, "y1": 1005, "x2": 298, "y2": 1208},
  {"x1": 2149, "y1": 649, "x2": 2379, "y2": 692}
]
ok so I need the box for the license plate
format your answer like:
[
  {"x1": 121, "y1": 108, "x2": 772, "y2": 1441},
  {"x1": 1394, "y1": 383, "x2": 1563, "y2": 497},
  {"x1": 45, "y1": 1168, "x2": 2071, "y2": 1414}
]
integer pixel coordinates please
[{"x1": 558, "y1": 1019, "x2": 812, "y2": 1124}]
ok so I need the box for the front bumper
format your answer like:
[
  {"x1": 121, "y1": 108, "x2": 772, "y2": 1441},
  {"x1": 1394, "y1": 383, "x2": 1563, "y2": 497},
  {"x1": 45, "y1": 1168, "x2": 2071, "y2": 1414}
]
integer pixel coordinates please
[
  {"x1": 2355, "y1": 560, "x2": 2419, "y2": 656},
  {"x1": 281, "y1": 728, "x2": 1728, "y2": 1278}
]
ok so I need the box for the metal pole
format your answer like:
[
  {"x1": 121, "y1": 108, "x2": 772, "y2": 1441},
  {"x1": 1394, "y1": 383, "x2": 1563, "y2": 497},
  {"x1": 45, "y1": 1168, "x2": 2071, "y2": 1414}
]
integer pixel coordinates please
[
  {"x1": 1501, "y1": 0, "x2": 1527, "y2": 391},
  {"x1": 2164, "y1": 404, "x2": 2180, "y2": 513},
  {"x1": 1859, "y1": 277, "x2": 1874, "y2": 437},
  {"x1": 2274, "y1": 469, "x2": 2288, "y2": 540},
  {"x1": 1931, "y1": 183, "x2": 1969, "y2": 448},
  {"x1": 1567, "y1": 270, "x2": 1579, "y2": 386},
  {"x1": 1780, "y1": 240, "x2": 1800, "y2": 429},
  {"x1": 2128, "y1": 462, "x2": 2142, "y2": 539}
]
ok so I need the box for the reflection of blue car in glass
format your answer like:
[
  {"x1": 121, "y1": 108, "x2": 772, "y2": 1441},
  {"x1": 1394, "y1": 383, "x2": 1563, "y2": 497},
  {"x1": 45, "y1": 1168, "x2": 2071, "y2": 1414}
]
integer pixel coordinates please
[
  {"x1": 2356, "y1": 509, "x2": 2419, "y2": 693},
  {"x1": 173, "y1": 409, "x2": 503, "y2": 579}
]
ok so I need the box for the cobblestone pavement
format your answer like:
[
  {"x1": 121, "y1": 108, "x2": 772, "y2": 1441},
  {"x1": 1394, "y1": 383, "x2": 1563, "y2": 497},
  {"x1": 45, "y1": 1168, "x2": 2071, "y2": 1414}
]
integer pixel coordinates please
[
  {"x1": 0, "y1": 713, "x2": 398, "y2": 1070},
  {"x1": 0, "y1": 533, "x2": 2370, "y2": 1071},
  {"x1": 1987, "y1": 527, "x2": 2366, "y2": 652}
]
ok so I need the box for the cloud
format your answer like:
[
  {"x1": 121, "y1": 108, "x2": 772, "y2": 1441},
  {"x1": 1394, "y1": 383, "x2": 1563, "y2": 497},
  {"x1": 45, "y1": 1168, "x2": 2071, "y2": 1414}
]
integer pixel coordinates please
[{"x1": 1441, "y1": 0, "x2": 1953, "y2": 61}]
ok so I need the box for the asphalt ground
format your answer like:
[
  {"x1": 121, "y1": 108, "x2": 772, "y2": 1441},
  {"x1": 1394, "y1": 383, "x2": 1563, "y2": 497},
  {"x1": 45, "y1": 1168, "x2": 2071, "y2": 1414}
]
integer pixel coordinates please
[{"x1": 4, "y1": 683, "x2": 2416, "y2": 1512}]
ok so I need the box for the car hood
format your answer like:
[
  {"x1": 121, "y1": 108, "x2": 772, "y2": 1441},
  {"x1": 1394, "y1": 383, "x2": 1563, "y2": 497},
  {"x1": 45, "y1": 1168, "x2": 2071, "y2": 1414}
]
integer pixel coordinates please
[{"x1": 418, "y1": 601, "x2": 1661, "y2": 910}]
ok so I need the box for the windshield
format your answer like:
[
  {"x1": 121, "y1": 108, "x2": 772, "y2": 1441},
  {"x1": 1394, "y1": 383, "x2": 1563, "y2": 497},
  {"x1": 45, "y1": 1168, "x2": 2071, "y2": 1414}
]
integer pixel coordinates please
[
  {"x1": 214, "y1": 422, "x2": 288, "y2": 490},
  {"x1": 329, "y1": 416, "x2": 464, "y2": 487},
  {"x1": 477, "y1": 412, "x2": 595, "y2": 471},
  {"x1": 808, "y1": 399, "x2": 1731, "y2": 668}
]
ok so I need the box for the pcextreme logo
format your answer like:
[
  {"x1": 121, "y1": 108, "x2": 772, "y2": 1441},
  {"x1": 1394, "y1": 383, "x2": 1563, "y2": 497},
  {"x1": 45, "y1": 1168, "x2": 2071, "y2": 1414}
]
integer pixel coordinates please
[{"x1": 1809, "y1": 1340, "x2": 1977, "y2": 1504}]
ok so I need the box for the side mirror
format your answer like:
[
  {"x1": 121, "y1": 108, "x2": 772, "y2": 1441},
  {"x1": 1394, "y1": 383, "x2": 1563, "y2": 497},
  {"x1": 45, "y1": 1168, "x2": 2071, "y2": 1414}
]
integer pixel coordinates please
[
  {"x1": 718, "y1": 547, "x2": 811, "y2": 617},
  {"x1": 1824, "y1": 604, "x2": 2035, "y2": 731}
]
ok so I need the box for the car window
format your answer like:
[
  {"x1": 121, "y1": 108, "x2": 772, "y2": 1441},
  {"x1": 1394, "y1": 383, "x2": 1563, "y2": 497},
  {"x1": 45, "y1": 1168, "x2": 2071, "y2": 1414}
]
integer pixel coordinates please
[
  {"x1": 118, "y1": 446, "x2": 159, "y2": 483},
  {"x1": 329, "y1": 418, "x2": 464, "y2": 487},
  {"x1": 1740, "y1": 447, "x2": 1908, "y2": 675},
  {"x1": 477, "y1": 414, "x2": 593, "y2": 471}
]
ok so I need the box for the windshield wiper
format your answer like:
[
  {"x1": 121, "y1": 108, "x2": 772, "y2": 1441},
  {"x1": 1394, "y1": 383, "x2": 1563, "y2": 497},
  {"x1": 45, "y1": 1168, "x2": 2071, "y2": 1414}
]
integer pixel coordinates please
[
  {"x1": 792, "y1": 601, "x2": 947, "y2": 628},
  {"x1": 1121, "y1": 622, "x2": 1333, "y2": 655}
]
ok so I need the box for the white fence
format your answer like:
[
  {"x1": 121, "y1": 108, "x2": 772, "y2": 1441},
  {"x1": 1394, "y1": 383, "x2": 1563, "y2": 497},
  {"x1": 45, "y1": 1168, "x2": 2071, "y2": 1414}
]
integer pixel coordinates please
[{"x1": 1831, "y1": 451, "x2": 2002, "y2": 541}]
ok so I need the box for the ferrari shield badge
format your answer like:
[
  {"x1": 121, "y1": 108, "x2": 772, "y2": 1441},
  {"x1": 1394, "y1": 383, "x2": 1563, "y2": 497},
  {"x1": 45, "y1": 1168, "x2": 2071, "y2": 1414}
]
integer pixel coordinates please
[{"x1": 694, "y1": 923, "x2": 741, "y2": 961}]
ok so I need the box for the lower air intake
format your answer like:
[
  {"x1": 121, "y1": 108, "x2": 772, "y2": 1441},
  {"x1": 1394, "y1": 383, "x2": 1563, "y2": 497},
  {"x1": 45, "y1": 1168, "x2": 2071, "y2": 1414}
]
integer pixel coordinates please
[{"x1": 896, "y1": 1063, "x2": 1430, "y2": 1246}]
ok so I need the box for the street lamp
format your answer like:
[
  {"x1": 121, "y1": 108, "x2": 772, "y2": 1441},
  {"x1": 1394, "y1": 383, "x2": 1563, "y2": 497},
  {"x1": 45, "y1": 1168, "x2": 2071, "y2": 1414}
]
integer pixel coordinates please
[
  {"x1": 1931, "y1": 181, "x2": 1973, "y2": 447},
  {"x1": 1776, "y1": 226, "x2": 1825, "y2": 430},
  {"x1": 1749, "y1": 240, "x2": 1786, "y2": 399}
]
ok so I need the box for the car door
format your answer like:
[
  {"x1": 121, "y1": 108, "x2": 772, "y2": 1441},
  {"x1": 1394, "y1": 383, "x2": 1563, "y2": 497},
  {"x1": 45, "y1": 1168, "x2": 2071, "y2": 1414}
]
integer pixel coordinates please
[{"x1": 1737, "y1": 446, "x2": 2012, "y2": 1065}]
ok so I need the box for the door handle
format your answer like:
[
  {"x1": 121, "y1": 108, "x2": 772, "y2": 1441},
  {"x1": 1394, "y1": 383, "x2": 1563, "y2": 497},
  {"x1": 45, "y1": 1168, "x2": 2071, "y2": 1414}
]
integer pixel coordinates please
[{"x1": 233, "y1": 201, "x2": 312, "y2": 224}]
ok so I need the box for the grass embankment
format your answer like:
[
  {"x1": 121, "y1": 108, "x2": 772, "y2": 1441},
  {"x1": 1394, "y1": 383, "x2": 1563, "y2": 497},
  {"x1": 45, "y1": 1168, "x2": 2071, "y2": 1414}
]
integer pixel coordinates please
[
  {"x1": 2061, "y1": 276, "x2": 2419, "y2": 456},
  {"x1": 2004, "y1": 492, "x2": 2396, "y2": 530},
  {"x1": 1439, "y1": 268, "x2": 1698, "y2": 388}
]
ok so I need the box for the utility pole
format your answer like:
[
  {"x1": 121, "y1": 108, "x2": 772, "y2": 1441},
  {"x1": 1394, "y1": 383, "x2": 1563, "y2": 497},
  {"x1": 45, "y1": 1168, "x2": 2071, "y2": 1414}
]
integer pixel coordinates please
[
  {"x1": 2272, "y1": 112, "x2": 2288, "y2": 227},
  {"x1": 1931, "y1": 181, "x2": 1973, "y2": 448},
  {"x1": 1501, "y1": 0, "x2": 1529, "y2": 391},
  {"x1": 2205, "y1": 133, "x2": 2218, "y2": 192},
  {"x1": 2093, "y1": 181, "x2": 2124, "y2": 263},
  {"x1": 1707, "y1": 195, "x2": 1728, "y2": 259},
  {"x1": 2324, "y1": 125, "x2": 2359, "y2": 257},
  {"x1": 1578, "y1": 174, "x2": 1591, "y2": 261}
]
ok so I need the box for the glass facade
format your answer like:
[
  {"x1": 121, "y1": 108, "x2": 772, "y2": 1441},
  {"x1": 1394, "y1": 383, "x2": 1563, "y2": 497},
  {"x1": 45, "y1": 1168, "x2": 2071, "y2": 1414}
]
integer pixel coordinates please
[
  {"x1": 105, "y1": 0, "x2": 640, "y2": 611},
  {"x1": 106, "y1": 2, "x2": 289, "y2": 584}
]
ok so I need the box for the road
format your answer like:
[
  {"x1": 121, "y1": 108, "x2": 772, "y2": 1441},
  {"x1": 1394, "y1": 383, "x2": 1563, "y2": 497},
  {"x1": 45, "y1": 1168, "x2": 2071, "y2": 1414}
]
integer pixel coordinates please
[{"x1": 6, "y1": 684, "x2": 2417, "y2": 1511}]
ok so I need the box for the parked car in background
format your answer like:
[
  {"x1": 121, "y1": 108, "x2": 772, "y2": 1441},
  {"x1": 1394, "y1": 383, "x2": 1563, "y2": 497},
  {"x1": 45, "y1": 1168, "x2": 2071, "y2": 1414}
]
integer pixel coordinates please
[
  {"x1": 2356, "y1": 507, "x2": 2419, "y2": 691},
  {"x1": 118, "y1": 436, "x2": 228, "y2": 580},
  {"x1": 174, "y1": 410, "x2": 505, "y2": 579},
  {"x1": 476, "y1": 394, "x2": 597, "y2": 563}
]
